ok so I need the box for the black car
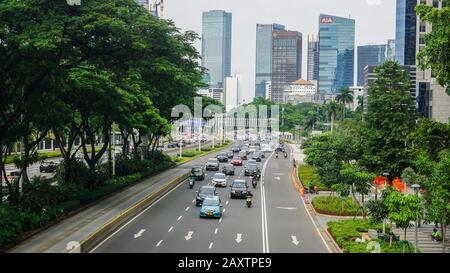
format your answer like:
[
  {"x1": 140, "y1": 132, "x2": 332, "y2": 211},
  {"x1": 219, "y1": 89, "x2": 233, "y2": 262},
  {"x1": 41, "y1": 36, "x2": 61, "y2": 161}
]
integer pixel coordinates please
[
  {"x1": 226, "y1": 151, "x2": 234, "y2": 158},
  {"x1": 196, "y1": 185, "x2": 217, "y2": 206},
  {"x1": 39, "y1": 161, "x2": 58, "y2": 173},
  {"x1": 191, "y1": 167, "x2": 205, "y2": 181},
  {"x1": 222, "y1": 164, "x2": 235, "y2": 176},
  {"x1": 244, "y1": 163, "x2": 259, "y2": 176},
  {"x1": 239, "y1": 151, "x2": 248, "y2": 160},
  {"x1": 230, "y1": 180, "x2": 249, "y2": 199},
  {"x1": 217, "y1": 152, "x2": 228, "y2": 163},
  {"x1": 251, "y1": 152, "x2": 262, "y2": 162}
]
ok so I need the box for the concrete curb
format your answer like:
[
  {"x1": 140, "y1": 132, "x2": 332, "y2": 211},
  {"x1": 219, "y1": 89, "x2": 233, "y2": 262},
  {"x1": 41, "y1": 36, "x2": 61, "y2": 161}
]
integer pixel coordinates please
[{"x1": 68, "y1": 171, "x2": 190, "y2": 253}]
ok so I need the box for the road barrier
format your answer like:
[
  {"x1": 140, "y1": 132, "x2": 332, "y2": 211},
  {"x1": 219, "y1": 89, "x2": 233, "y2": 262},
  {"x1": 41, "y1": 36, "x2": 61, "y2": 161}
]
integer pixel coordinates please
[{"x1": 68, "y1": 171, "x2": 190, "y2": 253}]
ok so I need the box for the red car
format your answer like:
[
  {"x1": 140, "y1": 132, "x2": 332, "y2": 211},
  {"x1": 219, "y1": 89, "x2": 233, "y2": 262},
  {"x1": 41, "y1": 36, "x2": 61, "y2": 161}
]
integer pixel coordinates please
[{"x1": 230, "y1": 157, "x2": 243, "y2": 166}]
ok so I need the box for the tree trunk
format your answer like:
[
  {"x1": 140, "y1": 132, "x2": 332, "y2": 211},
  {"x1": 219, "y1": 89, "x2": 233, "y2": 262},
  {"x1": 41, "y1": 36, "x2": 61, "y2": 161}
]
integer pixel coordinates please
[{"x1": 331, "y1": 113, "x2": 335, "y2": 133}]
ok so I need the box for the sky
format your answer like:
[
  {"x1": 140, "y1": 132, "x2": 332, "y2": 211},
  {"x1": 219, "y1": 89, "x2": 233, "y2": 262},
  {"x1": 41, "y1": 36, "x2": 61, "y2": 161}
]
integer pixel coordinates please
[{"x1": 164, "y1": 0, "x2": 397, "y2": 103}]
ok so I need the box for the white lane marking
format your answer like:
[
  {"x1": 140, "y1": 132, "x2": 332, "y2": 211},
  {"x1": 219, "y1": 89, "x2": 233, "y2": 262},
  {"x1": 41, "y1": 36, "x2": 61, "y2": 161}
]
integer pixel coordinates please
[
  {"x1": 156, "y1": 240, "x2": 163, "y2": 247},
  {"x1": 225, "y1": 200, "x2": 229, "y2": 205},
  {"x1": 90, "y1": 179, "x2": 186, "y2": 253},
  {"x1": 133, "y1": 229, "x2": 146, "y2": 239},
  {"x1": 274, "y1": 177, "x2": 280, "y2": 180},
  {"x1": 235, "y1": 233, "x2": 243, "y2": 243},
  {"x1": 219, "y1": 217, "x2": 222, "y2": 223},
  {"x1": 209, "y1": 242, "x2": 213, "y2": 249},
  {"x1": 168, "y1": 226, "x2": 173, "y2": 233},
  {"x1": 185, "y1": 206, "x2": 190, "y2": 212},
  {"x1": 185, "y1": 231, "x2": 194, "y2": 240},
  {"x1": 260, "y1": 151, "x2": 273, "y2": 253},
  {"x1": 192, "y1": 199, "x2": 195, "y2": 203},
  {"x1": 214, "y1": 228, "x2": 218, "y2": 234},
  {"x1": 276, "y1": 207, "x2": 297, "y2": 210},
  {"x1": 292, "y1": 235, "x2": 299, "y2": 246},
  {"x1": 177, "y1": 215, "x2": 182, "y2": 221},
  {"x1": 223, "y1": 208, "x2": 226, "y2": 213}
]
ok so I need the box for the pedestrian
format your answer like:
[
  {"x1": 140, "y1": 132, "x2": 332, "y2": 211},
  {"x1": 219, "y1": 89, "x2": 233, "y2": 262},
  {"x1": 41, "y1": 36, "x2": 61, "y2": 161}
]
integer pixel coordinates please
[{"x1": 431, "y1": 228, "x2": 442, "y2": 242}]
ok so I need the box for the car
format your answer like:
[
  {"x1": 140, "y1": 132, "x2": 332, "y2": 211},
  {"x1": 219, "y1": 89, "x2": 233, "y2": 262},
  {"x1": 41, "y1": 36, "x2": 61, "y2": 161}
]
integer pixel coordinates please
[
  {"x1": 262, "y1": 145, "x2": 273, "y2": 153},
  {"x1": 222, "y1": 164, "x2": 235, "y2": 175},
  {"x1": 217, "y1": 152, "x2": 228, "y2": 163},
  {"x1": 231, "y1": 146, "x2": 240, "y2": 153},
  {"x1": 239, "y1": 151, "x2": 248, "y2": 160},
  {"x1": 251, "y1": 152, "x2": 262, "y2": 162},
  {"x1": 39, "y1": 161, "x2": 58, "y2": 173},
  {"x1": 256, "y1": 151, "x2": 265, "y2": 158},
  {"x1": 230, "y1": 179, "x2": 249, "y2": 199},
  {"x1": 247, "y1": 159, "x2": 257, "y2": 165},
  {"x1": 230, "y1": 157, "x2": 243, "y2": 166},
  {"x1": 196, "y1": 185, "x2": 217, "y2": 206},
  {"x1": 244, "y1": 163, "x2": 259, "y2": 176},
  {"x1": 240, "y1": 144, "x2": 249, "y2": 151},
  {"x1": 248, "y1": 146, "x2": 257, "y2": 153},
  {"x1": 226, "y1": 151, "x2": 234, "y2": 158},
  {"x1": 211, "y1": 173, "x2": 227, "y2": 187},
  {"x1": 205, "y1": 158, "x2": 220, "y2": 171},
  {"x1": 191, "y1": 167, "x2": 205, "y2": 181},
  {"x1": 200, "y1": 196, "x2": 223, "y2": 218}
]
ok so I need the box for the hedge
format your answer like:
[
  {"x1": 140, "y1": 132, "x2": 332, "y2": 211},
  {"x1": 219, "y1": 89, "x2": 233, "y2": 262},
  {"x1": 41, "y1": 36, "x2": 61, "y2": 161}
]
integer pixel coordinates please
[
  {"x1": 312, "y1": 196, "x2": 363, "y2": 216},
  {"x1": 5, "y1": 146, "x2": 103, "y2": 164},
  {"x1": 327, "y1": 219, "x2": 416, "y2": 253},
  {"x1": 298, "y1": 164, "x2": 328, "y2": 191}
]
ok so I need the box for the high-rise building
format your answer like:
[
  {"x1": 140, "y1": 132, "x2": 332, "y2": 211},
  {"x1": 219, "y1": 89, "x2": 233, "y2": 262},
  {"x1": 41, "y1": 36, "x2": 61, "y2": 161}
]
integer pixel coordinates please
[
  {"x1": 201, "y1": 10, "x2": 232, "y2": 88},
  {"x1": 136, "y1": 0, "x2": 150, "y2": 10},
  {"x1": 225, "y1": 76, "x2": 240, "y2": 112},
  {"x1": 318, "y1": 14, "x2": 355, "y2": 96},
  {"x1": 416, "y1": 0, "x2": 450, "y2": 124},
  {"x1": 357, "y1": 44, "x2": 387, "y2": 86},
  {"x1": 395, "y1": 0, "x2": 417, "y2": 65},
  {"x1": 271, "y1": 30, "x2": 302, "y2": 103},
  {"x1": 307, "y1": 35, "x2": 319, "y2": 81},
  {"x1": 255, "y1": 24, "x2": 285, "y2": 98},
  {"x1": 386, "y1": 39, "x2": 396, "y2": 61}
]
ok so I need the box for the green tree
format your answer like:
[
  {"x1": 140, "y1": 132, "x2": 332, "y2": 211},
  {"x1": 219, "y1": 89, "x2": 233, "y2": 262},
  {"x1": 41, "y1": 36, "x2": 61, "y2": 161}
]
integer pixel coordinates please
[
  {"x1": 324, "y1": 101, "x2": 340, "y2": 133},
  {"x1": 340, "y1": 164, "x2": 375, "y2": 211},
  {"x1": 407, "y1": 118, "x2": 450, "y2": 161},
  {"x1": 385, "y1": 189, "x2": 422, "y2": 245},
  {"x1": 361, "y1": 61, "x2": 417, "y2": 177},
  {"x1": 336, "y1": 87, "x2": 354, "y2": 119},
  {"x1": 416, "y1": 1, "x2": 450, "y2": 95}
]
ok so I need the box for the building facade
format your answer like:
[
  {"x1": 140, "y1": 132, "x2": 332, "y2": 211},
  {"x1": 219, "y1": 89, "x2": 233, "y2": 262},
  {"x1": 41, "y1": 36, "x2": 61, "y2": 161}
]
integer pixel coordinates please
[
  {"x1": 349, "y1": 86, "x2": 364, "y2": 111},
  {"x1": 318, "y1": 14, "x2": 355, "y2": 96},
  {"x1": 271, "y1": 30, "x2": 302, "y2": 103},
  {"x1": 201, "y1": 10, "x2": 232, "y2": 88},
  {"x1": 357, "y1": 44, "x2": 387, "y2": 86},
  {"x1": 307, "y1": 34, "x2": 319, "y2": 81},
  {"x1": 416, "y1": 0, "x2": 450, "y2": 124},
  {"x1": 283, "y1": 79, "x2": 317, "y2": 105},
  {"x1": 395, "y1": 0, "x2": 417, "y2": 65},
  {"x1": 255, "y1": 24, "x2": 285, "y2": 98},
  {"x1": 386, "y1": 39, "x2": 396, "y2": 61},
  {"x1": 224, "y1": 76, "x2": 239, "y2": 112}
]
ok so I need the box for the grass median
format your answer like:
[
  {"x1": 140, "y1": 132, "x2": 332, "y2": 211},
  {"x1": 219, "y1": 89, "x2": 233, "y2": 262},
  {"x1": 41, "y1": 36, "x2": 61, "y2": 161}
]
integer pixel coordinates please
[
  {"x1": 171, "y1": 140, "x2": 232, "y2": 165},
  {"x1": 312, "y1": 196, "x2": 364, "y2": 216},
  {"x1": 297, "y1": 164, "x2": 328, "y2": 191},
  {"x1": 5, "y1": 147, "x2": 103, "y2": 165}
]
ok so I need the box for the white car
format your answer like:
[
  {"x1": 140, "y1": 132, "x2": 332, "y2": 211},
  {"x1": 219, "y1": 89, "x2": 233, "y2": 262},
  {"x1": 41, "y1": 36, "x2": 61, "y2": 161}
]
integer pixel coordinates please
[
  {"x1": 211, "y1": 173, "x2": 227, "y2": 187},
  {"x1": 248, "y1": 146, "x2": 257, "y2": 153},
  {"x1": 262, "y1": 145, "x2": 273, "y2": 153}
]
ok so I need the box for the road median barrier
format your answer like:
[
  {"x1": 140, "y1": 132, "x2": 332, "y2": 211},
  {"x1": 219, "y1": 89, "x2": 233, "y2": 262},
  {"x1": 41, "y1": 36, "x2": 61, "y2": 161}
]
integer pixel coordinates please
[{"x1": 68, "y1": 171, "x2": 190, "y2": 253}]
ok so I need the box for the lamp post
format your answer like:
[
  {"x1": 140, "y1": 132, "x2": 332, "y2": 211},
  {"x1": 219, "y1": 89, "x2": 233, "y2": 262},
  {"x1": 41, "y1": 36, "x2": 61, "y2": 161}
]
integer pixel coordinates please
[
  {"x1": 411, "y1": 183, "x2": 421, "y2": 253},
  {"x1": 382, "y1": 171, "x2": 390, "y2": 189}
]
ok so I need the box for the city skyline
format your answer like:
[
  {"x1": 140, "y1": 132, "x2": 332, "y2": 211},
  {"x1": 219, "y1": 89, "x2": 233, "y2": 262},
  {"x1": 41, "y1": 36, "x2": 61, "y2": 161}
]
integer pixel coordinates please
[{"x1": 165, "y1": 0, "x2": 396, "y2": 103}]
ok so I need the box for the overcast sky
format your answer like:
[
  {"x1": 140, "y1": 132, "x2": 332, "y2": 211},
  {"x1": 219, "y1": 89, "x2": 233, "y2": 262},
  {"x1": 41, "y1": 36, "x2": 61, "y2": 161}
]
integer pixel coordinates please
[{"x1": 164, "y1": 0, "x2": 396, "y2": 102}]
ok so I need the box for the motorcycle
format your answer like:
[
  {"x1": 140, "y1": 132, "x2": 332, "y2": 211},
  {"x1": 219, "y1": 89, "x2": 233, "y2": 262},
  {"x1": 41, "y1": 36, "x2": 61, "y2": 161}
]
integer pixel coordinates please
[
  {"x1": 275, "y1": 153, "x2": 278, "y2": 158},
  {"x1": 252, "y1": 177, "x2": 257, "y2": 188},
  {"x1": 284, "y1": 152, "x2": 287, "y2": 158},
  {"x1": 188, "y1": 176, "x2": 195, "y2": 189},
  {"x1": 246, "y1": 196, "x2": 252, "y2": 208}
]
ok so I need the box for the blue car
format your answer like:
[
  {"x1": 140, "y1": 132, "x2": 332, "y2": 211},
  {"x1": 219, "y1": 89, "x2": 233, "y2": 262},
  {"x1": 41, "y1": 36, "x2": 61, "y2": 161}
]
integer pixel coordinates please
[{"x1": 200, "y1": 196, "x2": 223, "y2": 218}]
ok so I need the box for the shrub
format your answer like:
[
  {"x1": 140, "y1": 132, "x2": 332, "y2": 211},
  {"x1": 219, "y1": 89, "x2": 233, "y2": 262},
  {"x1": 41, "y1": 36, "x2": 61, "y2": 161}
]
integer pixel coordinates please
[
  {"x1": 298, "y1": 165, "x2": 328, "y2": 190},
  {"x1": 312, "y1": 196, "x2": 363, "y2": 216},
  {"x1": 20, "y1": 176, "x2": 61, "y2": 213},
  {"x1": 0, "y1": 206, "x2": 23, "y2": 249},
  {"x1": 180, "y1": 150, "x2": 201, "y2": 157},
  {"x1": 201, "y1": 146, "x2": 212, "y2": 152}
]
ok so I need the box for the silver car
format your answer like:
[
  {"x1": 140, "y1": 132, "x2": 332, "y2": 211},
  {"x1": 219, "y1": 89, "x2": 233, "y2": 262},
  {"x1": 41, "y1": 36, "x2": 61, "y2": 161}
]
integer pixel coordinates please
[{"x1": 211, "y1": 173, "x2": 227, "y2": 187}]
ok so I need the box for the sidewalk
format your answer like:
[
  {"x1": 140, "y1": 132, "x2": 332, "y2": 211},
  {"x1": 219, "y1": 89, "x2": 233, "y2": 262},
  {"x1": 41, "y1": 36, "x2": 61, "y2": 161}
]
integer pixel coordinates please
[
  {"x1": 392, "y1": 224, "x2": 450, "y2": 253},
  {"x1": 8, "y1": 150, "x2": 223, "y2": 253}
]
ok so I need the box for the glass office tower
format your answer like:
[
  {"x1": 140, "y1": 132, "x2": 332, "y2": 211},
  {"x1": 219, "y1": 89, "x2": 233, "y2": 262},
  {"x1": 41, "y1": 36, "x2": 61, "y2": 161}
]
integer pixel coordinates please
[
  {"x1": 255, "y1": 24, "x2": 285, "y2": 98},
  {"x1": 271, "y1": 30, "x2": 302, "y2": 103},
  {"x1": 201, "y1": 10, "x2": 232, "y2": 88},
  {"x1": 318, "y1": 14, "x2": 355, "y2": 95},
  {"x1": 395, "y1": 0, "x2": 416, "y2": 65},
  {"x1": 307, "y1": 34, "x2": 319, "y2": 81},
  {"x1": 357, "y1": 44, "x2": 386, "y2": 86}
]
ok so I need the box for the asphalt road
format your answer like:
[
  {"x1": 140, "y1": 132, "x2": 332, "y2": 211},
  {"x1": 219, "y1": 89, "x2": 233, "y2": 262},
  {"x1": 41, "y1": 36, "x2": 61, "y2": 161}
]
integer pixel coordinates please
[{"x1": 91, "y1": 143, "x2": 329, "y2": 253}]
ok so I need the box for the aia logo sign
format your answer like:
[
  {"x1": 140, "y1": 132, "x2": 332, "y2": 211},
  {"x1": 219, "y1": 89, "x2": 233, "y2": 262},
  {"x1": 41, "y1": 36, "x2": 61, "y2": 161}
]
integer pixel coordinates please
[{"x1": 321, "y1": 17, "x2": 334, "y2": 24}]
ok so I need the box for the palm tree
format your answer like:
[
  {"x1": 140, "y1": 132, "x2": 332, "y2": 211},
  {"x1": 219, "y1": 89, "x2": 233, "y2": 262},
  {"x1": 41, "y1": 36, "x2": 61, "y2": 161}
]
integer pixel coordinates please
[
  {"x1": 336, "y1": 87, "x2": 354, "y2": 119},
  {"x1": 304, "y1": 110, "x2": 319, "y2": 132},
  {"x1": 325, "y1": 101, "x2": 340, "y2": 133}
]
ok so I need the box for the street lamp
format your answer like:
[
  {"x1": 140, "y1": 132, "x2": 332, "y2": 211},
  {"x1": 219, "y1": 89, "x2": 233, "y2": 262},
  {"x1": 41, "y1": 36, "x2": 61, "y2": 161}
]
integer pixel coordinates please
[{"x1": 411, "y1": 183, "x2": 421, "y2": 254}]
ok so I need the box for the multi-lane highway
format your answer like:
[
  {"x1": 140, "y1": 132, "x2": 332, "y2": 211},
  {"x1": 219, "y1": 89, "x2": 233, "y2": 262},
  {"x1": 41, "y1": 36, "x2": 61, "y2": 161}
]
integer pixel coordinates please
[{"x1": 90, "y1": 143, "x2": 330, "y2": 253}]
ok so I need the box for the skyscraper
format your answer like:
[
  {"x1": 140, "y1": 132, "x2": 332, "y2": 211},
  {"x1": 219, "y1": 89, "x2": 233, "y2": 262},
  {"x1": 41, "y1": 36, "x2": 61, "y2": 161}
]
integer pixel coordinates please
[
  {"x1": 386, "y1": 39, "x2": 396, "y2": 61},
  {"x1": 255, "y1": 24, "x2": 285, "y2": 98},
  {"x1": 357, "y1": 44, "x2": 386, "y2": 86},
  {"x1": 271, "y1": 30, "x2": 302, "y2": 103},
  {"x1": 307, "y1": 34, "x2": 319, "y2": 81},
  {"x1": 318, "y1": 14, "x2": 355, "y2": 95},
  {"x1": 395, "y1": 0, "x2": 417, "y2": 65},
  {"x1": 201, "y1": 10, "x2": 232, "y2": 88}
]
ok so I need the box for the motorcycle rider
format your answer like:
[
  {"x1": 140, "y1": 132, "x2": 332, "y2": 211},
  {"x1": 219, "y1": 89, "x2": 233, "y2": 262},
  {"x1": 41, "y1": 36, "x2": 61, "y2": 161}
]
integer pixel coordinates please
[
  {"x1": 245, "y1": 190, "x2": 254, "y2": 207},
  {"x1": 252, "y1": 173, "x2": 258, "y2": 188},
  {"x1": 188, "y1": 174, "x2": 195, "y2": 189}
]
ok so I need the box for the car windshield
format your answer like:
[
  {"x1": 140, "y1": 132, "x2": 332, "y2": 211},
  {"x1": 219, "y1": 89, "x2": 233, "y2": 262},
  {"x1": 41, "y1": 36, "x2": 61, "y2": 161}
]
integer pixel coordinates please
[
  {"x1": 213, "y1": 173, "x2": 225, "y2": 179},
  {"x1": 192, "y1": 168, "x2": 202, "y2": 173},
  {"x1": 208, "y1": 159, "x2": 218, "y2": 163},
  {"x1": 219, "y1": 153, "x2": 227, "y2": 156},
  {"x1": 203, "y1": 199, "x2": 220, "y2": 206},
  {"x1": 200, "y1": 187, "x2": 215, "y2": 194},
  {"x1": 246, "y1": 164, "x2": 257, "y2": 170},
  {"x1": 233, "y1": 182, "x2": 246, "y2": 188}
]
